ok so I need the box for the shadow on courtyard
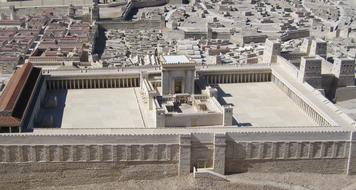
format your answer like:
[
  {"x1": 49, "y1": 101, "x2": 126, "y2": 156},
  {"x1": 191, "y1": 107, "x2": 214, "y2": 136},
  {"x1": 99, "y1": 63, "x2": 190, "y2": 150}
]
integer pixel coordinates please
[
  {"x1": 215, "y1": 85, "x2": 252, "y2": 127},
  {"x1": 37, "y1": 90, "x2": 68, "y2": 128}
]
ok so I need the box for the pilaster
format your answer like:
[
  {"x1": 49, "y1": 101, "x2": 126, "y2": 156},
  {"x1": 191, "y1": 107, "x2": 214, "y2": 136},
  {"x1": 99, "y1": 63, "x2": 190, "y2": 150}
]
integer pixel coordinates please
[
  {"x1": 179, "y1": 134, "x2": 191, "y2": 176},
  {"x1": 347, "y1": 132, "x2": 356, "y2": 175},
  {"x1": 213, "y1": 133, "x2": 226, "y2": 174}
]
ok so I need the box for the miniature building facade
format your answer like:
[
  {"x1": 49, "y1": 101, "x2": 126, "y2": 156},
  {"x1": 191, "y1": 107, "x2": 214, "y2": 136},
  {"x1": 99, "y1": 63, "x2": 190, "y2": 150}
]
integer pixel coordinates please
[
  {"x1": 332, "y1": 58, "x2": 355, "y2": 87},
  {"x1": 161, "y1": 55, "x2": 195, "y2": 95},
  {"x1": 298, "y1": 56, "x2": 322, "y2": 89}
]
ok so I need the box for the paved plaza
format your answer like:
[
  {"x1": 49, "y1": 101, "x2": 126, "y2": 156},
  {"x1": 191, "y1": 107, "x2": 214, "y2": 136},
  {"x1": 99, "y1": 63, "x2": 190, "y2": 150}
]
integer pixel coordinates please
[
  {"x1": 218, "y1": 82, "x2": 317, "y2": 127},
  {"x1": 49, "y1": 88, "x2": 145, "y2": 128}
]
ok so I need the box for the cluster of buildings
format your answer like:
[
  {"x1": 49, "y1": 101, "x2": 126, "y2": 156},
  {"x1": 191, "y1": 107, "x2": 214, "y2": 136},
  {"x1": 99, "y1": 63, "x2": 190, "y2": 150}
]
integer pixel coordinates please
[
  {"x1": 0, "y1": 12, "x2": 49, "y2": 74},
  {"x1": 28, "y1": 18, "x2": 93, "y2": 68},
  {"x1": 102, "y1": 29, "x2": 170, "y2": 67}
]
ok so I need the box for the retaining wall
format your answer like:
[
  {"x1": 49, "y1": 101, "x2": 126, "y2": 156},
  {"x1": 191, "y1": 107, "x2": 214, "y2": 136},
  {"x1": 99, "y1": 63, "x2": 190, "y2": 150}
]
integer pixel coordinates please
[
  {"x1": 0, "y1": 0, "x2": 92, "y2": 7},
  {"x1": 0, "y1": 130, "x2": 355, "y2": 176}
]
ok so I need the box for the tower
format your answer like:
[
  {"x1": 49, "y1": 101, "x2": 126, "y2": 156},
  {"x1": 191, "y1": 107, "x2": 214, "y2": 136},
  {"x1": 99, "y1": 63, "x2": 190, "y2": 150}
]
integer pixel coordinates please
[
  {"x1": 309, "y1": 39, "x2": 327, "y2": 59},
  {"x1": 262, "y1": 39, "x2": 281, "y2": 64},
  {"x1": 298, "y1": 56, "x2": 322, "y2": 89},
  {"x1": 332, "y1": 57, "x2": 355, "y2": 87}
]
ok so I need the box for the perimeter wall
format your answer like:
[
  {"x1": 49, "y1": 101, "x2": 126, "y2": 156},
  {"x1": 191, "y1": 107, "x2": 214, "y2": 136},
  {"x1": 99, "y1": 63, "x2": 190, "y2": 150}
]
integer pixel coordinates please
[
  {"x1": 0, "y1": 0, "x2": 92, "y2": 7},
  {"x1": 0, "y1": 130, "x2": 355, "y2": 176}
]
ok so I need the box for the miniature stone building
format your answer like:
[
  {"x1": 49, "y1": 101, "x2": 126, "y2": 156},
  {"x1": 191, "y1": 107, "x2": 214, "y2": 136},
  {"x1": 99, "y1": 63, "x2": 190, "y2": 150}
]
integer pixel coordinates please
[
  {"x1": 298, "y1": 56, "x2": 322, "y2": 89},
  {"x1": 161, "y1": 55, "x2": 195, "y2": 95}
]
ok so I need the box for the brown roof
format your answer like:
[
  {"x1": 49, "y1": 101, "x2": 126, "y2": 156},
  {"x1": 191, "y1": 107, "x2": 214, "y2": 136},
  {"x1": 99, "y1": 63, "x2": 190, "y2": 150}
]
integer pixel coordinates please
[
  {"x1": 0, "y1": 116, "x2": 20, "y2": 127},
  {"x1": 0, "y1": 63, "x2": 33, "y2": 112}
]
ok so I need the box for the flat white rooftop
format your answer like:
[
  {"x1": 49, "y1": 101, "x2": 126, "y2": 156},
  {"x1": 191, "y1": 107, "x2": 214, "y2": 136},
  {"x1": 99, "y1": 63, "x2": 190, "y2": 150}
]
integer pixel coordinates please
[
  {"x1": 162, "y1": 55, "x2": 190, "y2": 64},
  {"x1": 219, "y1": 82, "x2": 318, "y2": 127},
  {"x1": 47, "y1": 88, "x2": 145, "y2": 128}
]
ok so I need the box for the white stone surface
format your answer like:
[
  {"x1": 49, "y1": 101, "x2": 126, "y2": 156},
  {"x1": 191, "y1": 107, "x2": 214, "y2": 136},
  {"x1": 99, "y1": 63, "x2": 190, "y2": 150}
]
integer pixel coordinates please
[
  {"x1": 163, "y1": 55, "x2": 190, "y2": 64},
  {"x1": 219, "y1": 82, "x2": 317, "y2": 127},
  {"x1": 51, "y1": 88, "x2": 145, "y2": 128}
]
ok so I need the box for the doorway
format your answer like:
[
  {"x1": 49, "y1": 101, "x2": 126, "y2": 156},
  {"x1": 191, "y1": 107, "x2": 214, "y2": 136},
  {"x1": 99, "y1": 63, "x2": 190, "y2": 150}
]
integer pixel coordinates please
[{"x1": 174, "y1": 80, "x2": 183, "y2": 93}]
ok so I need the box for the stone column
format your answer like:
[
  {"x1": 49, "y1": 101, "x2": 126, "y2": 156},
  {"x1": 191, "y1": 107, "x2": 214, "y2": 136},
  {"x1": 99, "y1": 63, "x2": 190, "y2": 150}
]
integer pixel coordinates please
[
  {"x1": 213, "y1": 133, "x2": 226, "y2": 174},
  {"x1": 347, "y1": 132, "x2": 356, "y2": 174},
  {"x1": 179, "y1": 134, "x2": 191, "y2": 176}
]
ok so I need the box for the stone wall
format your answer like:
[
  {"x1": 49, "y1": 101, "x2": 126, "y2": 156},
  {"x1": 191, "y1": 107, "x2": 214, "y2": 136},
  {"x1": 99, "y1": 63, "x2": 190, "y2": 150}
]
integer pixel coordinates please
[
  {"x1": 98, "y1": 19, "x2": 163, "y2": 30},
  {"x1": 225, "y1": 140, "x2": 349, "y2": 174},
  {"x1": 0, "y1": 144, "x2": 179, "y2": 163},
  {"x1": 0, "y1": 0, "x2": 92, "y2": 7},
  {"x1": 0, "y1": 131, "x2": 355, "y2": 176},
  {"x1": 132, "y1": 0, "x2": 167, "y2": 8},
  {"x1": 165, "y1": 112, "x2": 223, "y2": 127},
  {"x1": 347, "y1": 132, "x2": 356, "y2": 174}
]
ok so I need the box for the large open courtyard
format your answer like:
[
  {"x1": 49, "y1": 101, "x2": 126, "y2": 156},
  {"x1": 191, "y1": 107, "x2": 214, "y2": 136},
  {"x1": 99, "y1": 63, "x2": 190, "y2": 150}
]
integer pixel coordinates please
[
  {"x1": 45, "y1": 88, "x2": 146, "y2": 128},
  {"x1": 218, "y1": 82, "x2": 317, "y2": 127}
]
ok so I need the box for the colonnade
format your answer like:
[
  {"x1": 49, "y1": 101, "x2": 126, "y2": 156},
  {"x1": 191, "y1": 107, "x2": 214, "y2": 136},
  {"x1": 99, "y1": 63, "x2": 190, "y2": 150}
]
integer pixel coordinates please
[
  {"x1": 272, "y1": 75, "x2": 331, "y2": 126},
  {"x1": 47, "y1": 77, "x2": 140, "y2": 90},
  {"x1": 204, "y1": 72, "x2": 271, "y2": 84}
]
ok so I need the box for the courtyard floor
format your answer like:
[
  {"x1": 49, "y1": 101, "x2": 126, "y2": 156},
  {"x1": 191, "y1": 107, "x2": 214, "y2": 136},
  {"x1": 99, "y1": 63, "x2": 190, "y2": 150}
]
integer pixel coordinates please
[
  {"x1": 45, "y1": 88, "x2": 145, "y2": 128},
  {"x1": 218, "y1": 82, "x2": 317, "y2": 127}
]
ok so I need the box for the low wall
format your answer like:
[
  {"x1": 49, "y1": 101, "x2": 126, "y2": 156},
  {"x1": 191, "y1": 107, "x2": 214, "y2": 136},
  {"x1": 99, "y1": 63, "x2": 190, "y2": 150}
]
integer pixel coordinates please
[{"x1": 165, "y1": 112, "x2": 223, "y2": 127}]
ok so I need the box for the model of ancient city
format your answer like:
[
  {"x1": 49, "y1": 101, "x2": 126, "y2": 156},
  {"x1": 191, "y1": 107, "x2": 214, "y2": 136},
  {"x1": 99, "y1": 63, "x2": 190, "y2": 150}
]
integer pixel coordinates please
[{"x1": 1, "y1": 0, "x2": 356, "y2": 189}]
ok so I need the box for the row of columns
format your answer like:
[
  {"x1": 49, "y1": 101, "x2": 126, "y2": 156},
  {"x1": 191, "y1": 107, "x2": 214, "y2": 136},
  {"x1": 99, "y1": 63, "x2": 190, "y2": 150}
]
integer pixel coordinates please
[
  {"x1": 206, "y1": 72, "x2": 271, "y2": 84},
  {"x1": 272, "y1": 75, "x2": 331, "y2": 126},
  {"x1": 47, "y1": 78, "x2": 140, "y2": 90}
]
